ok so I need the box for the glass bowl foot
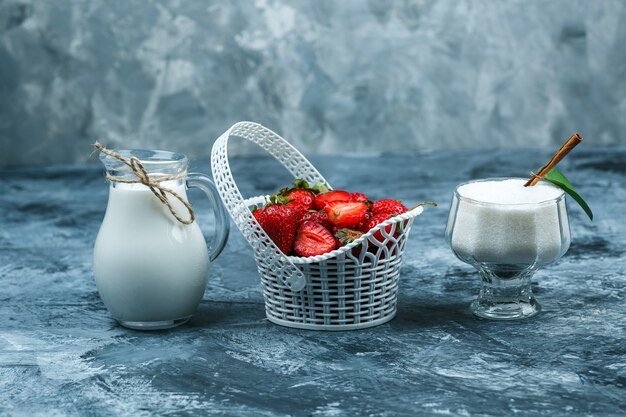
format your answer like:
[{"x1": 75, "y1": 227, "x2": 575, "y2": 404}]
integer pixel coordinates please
[
  {"x1": 118, "y1": 316, "x2": 191, "y2": 330},
  {"x1": 471, "y1": 297, "x2": 541, "y2": 320}
]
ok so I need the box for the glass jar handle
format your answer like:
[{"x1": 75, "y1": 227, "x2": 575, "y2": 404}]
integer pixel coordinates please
[{"x1": 186, "y1": 173, "x2": 230, "y2": 261}]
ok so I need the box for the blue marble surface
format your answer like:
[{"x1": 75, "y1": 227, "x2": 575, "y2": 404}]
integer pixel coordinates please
[
  {"x1": 0, "y1": 147, "x2": 624, "y2": 416},
  {"x1": 1, "y1": 0, "x2": 626, "y2": 167}
]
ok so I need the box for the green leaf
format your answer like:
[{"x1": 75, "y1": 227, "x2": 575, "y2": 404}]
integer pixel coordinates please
[
  {"x1": 279, "y1": 179, "x2": 322, "y2": 196},
  {"x1": 312, "y1": 182, "x2": 330, "y2": 194},
  {"x1": 292, "y1": 179, "x2": 310, "y2": 189},
  {"x1": 543, "y1": 168, "x2": 593, "y2": 220}
]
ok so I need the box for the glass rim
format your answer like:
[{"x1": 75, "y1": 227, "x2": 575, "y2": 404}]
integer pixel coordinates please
[
  {"x1": 99, "y1": 148, "x2": 187, "y2": 166},
  {"x1": 454, "y1": 177, "x2": 566, "y2": 207}
]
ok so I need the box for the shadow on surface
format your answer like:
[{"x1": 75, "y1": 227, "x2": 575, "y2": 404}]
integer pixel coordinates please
[
  {"x1": 395, "y1": 297, "x2": 476, "y2": 328},
  {"x1": 187, "y1": 301, "x2": 266, "y2": 329}
]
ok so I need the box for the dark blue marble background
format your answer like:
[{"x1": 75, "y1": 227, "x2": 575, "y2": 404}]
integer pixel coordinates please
[
  {"x1": 1, "y1": 148, "x2": 625, "y2": 415},
  {"x1": 0, "y1": 0, "x2": 625, "y2": 167}
]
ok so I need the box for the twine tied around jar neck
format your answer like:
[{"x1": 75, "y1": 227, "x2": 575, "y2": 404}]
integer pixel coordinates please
[{"x1": 94, "y1": 142, "x2": 195, "y2": 225}]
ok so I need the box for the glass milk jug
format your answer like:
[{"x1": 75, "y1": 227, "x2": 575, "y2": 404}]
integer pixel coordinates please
[{"x1": 93, "y1": 145, "x2": 229, "y2": 330}]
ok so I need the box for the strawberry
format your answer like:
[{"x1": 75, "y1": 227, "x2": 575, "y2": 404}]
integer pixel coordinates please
[
  {"x1": 372, "y1": 199, "x2": 408, "y2": 216},
  {"x1": 252, "y1": 204, "x2": 297, "y2": 254},
  {"x1": 361, "y1": 212, "x2": 394, "y2": 242},
  {"x1": 351, "y1": 192, "x2": 370, "y2": 203},
  {"x1": 294, "y1": 221, "x2": 337, "y2": 256},
  {"x1": 357, "y1": 211, "x2": 372, "y2": 230},
  {"x1": 300, "y1": 210, "x2": 331, "y2": 229},
  {"x1": 284, "y1": 189, "x2": 315, "y2": 220},
  {"x1": 314, "y1": 190, "x2": 353, "y2": 210},
  {"x1": 325, "y1": 201, "x2": 369, "y2": 229}
]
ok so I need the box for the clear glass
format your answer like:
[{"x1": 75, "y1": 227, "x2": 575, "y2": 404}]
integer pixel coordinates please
[
  {"x1": 94, "y1": 148, "x2": 229, "y2": 330},
  {"x1": 445, "y1": 178, "x2": 571, "y2": 320}
]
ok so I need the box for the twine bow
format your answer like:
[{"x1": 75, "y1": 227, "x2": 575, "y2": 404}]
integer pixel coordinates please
[{"x1": 94, "y1": 142, "x2": 195, "y2": 225}]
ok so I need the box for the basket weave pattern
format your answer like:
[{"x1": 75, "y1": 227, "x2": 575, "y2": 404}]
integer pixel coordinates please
[{"x1": 211, "y1": 122, "x2": 423, "y2": 330}]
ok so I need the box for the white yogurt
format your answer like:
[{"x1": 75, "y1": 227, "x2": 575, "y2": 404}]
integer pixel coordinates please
[
  {"x1": 93, "y1": 181, "x2": 209, "y2": 324},
  {"x1": 449, "y1": 179, "x2": 569, "y2": 264}
]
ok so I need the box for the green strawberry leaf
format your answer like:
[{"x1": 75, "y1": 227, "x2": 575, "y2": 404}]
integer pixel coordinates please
[
  {"x1": 292, "y1": 179, "x2": 310, "y2": 189},
  {"x1": 335, "y1": 228, "x2": 363, "y2": 245},
  {"x1": 408, "y1": 201, "x2": 438, "y2": 211},
  {"x1": 280, "y1": 179, "x2": 325, "y2": 196},
  {"x1": 312, "y1": 182, "x2": 330, "y2": 194},
  {"x1": 543, "y1": 168, "x2": 593, "y2": 220}
]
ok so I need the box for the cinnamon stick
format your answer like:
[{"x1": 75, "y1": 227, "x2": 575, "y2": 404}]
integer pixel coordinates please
[{"x1": 524, "y1": 132, "x2": 583, "y2": 187}]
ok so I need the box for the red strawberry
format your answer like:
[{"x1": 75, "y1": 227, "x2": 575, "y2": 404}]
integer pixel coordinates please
[
  {"x1": 351, "y1": 192, "x2": 370, "y2": 203},
  {"x1": 253, "y1": 204, "x2": 297, "y2": 254},
  {"x1": 372, "y1": 199, "x2": 408, "y2": 216},
  {"x1": 300, "y1": 210, "x2": 331, "y2": 229},
  {"x1": 294, "y1": 221, "x2": 337, "y2": 257},
  {"x1": 325, "y1": 201, "x2": 369, "y2": 229},
  {"x1": 357, "y1": 211, "x2": 372, "y2": 230},
  {"x1": 361, "y1": 212, "x2": 394, "y2": 241},
  {"x1": 314, "y1": 190, "x2": 353, "y2": 210},
  {"x1": 284, "y1": 189, "x2": 315, "y2": 220}
]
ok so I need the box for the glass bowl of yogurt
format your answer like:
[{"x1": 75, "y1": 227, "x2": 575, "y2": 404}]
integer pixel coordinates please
[{"x1": 445, "y1": 178, "x2": 570, "y2": 320}]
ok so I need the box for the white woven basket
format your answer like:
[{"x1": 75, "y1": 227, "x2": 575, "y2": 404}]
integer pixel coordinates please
[{"x1": 211, "y1": 122, "x2": 424, "y2": 330}]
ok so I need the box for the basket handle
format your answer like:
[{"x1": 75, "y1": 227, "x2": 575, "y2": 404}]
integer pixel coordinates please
[{"x1": 211, "y1": 122, "x2": 329, "y2": 292}]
